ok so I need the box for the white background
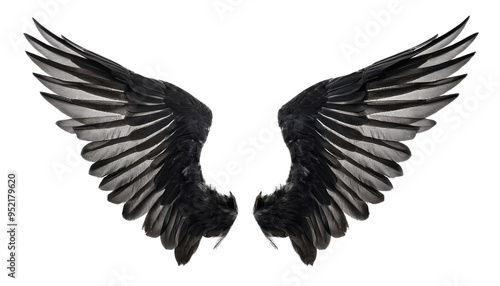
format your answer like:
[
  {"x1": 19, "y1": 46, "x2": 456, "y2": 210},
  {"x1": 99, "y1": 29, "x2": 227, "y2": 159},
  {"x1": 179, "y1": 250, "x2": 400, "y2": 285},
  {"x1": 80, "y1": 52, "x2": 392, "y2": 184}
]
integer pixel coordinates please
[{"x1": 1, "y1": 0, "x2": 499, "y2": 285}]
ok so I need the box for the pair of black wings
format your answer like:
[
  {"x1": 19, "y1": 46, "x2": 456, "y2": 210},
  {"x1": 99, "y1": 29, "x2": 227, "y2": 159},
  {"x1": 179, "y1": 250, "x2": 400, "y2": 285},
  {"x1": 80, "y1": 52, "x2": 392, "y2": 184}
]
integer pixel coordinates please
[{"x1": 27, "y1": 18, "x2": 476, "y2": 265}]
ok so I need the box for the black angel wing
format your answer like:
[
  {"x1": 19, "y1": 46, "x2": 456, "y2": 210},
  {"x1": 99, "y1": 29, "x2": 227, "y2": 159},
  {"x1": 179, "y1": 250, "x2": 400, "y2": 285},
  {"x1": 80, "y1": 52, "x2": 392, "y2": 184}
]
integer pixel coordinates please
[
  {"x1": 253, "y1": 17, "x2": 477, "y2": 265},
  {"x1": 26, "y1": 19, "x2": 238, "y2": 265}
]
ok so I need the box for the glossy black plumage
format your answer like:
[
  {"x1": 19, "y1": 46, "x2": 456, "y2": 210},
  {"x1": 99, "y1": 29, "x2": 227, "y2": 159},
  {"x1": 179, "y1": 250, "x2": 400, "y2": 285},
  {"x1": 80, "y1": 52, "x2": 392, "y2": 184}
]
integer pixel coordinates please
[
  {"x1": 254, "y1": 17, "x2": 477, "y2": 265},
  {"x1": 26, "y1": 19, "x2": 238, "y2": 265}
]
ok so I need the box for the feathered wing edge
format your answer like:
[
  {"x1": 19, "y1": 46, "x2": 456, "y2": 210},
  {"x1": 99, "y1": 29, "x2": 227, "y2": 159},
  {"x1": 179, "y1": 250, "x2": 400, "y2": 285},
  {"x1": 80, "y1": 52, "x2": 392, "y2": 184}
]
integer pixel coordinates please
[
  {"x1": 26, "y1": 19, "x2": 238, "y2": 265},
  {"x1": 254, "y1": 17, "x2": 476, "y2": 264}
]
